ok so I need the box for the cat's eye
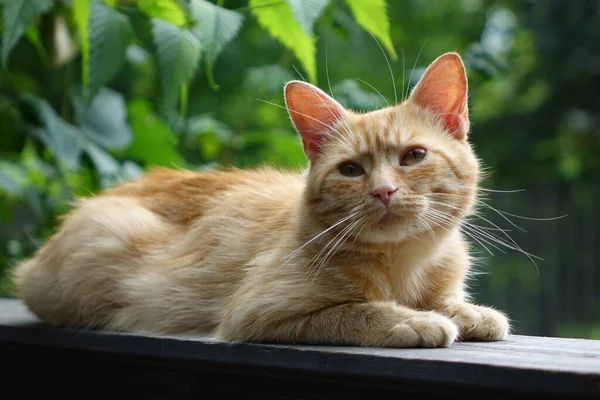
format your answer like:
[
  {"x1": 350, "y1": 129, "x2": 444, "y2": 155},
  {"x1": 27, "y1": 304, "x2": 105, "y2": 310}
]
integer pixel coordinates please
[
  {"x1": 401, "y1": 147, "x2": 427, "y2": 166},
  {"x1": 339, "y1": 162, "x2": 365, "y2": 177}
]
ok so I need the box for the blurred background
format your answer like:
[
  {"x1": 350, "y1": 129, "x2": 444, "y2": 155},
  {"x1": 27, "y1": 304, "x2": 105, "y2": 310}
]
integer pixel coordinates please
[{"x1": 0, "y1": 0, "x2": 599, "y2": 339}]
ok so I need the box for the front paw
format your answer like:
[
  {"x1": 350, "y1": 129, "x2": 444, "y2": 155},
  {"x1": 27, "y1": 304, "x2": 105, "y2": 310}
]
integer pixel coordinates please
[
  {"x1": 446, "y1": 303, "x2": 509, "y2": 341},
  {"x1": 388, "y1": 312, "x2": 458, "y2": 348}
]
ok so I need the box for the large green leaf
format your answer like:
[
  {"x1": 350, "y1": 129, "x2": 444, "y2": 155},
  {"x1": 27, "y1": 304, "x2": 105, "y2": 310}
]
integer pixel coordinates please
[
  {"x1": 73, "y1": 0, "x2": 90, "y2": 84},
  {"x1": 250, "y1": 0, "x2": 316, "y2": 83},
  {"x1": 189, "y1": 0, "x2": 243, "y2": 89},
  {"x1": 151, "y1": 18, "x2": 201, "y2": 113},
  {"x1": 1, "y1": 0, "x2": 53, "y2": 68},
  {"x1": 21, "y1": 94, "x2": 84, "y2": 171},
  {"x1": 285, "y1": 0, "x2": 328, "y2": 35},
  {"x1": 0, "y1": 161, "x2": 28, "y2": 197},
  {"x1": 85, "y1": 142, "x2": 120, "y2": 177},
  {"x1": 73, "y1": 88, "x2": 133, "y2": 150},
  {"x1": 344, "y1": 0, "x2": 397, "y2": 60},
  {"x1": 75, "y1": 1, "x2": 134, "y2": 102},
  {"x1": 138, "y1": 0, "x2": 188, "y2": 26},
  {"x1": 126, "y1": 100, "x2": 184, "y2": 167}
]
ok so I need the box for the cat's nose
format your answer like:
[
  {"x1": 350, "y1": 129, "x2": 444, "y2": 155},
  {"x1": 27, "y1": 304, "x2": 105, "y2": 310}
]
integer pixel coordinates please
[{"x1": 371, "y1": 185, "x2": 397, "y2": 206}]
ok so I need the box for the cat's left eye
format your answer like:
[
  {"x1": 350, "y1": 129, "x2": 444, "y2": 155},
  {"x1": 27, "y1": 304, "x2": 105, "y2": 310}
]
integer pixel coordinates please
[
  {"x1": 339, "y1": 162, "x2": 365, "y2": 177},
  {"x1": 401, "y1": 147, "x2": 427, "y2": 166}
]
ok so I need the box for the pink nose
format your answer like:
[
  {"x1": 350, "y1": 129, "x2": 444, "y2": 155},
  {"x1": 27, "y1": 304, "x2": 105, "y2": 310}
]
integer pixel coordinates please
[{"x1": 372, "y1": 185, "x2": 397, "y2": 206}]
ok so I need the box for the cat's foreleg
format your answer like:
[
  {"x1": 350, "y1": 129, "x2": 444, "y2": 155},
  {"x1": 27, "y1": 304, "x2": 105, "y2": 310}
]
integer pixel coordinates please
[
  {"x1": 218, "y1": 301, "x2": 459, "y2": 348},
  {"x1": 434, "y1": 302, "x2": 510, "y2": 341}
]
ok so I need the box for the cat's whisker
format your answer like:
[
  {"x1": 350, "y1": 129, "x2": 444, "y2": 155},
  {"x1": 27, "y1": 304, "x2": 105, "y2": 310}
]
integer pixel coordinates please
[
  {"x1": 306, "y1": 210, "x2": 368, "y2": 278},
  {"x1": 256, "y1": 98, "x2": 354, "y2": 153},
  {"x1": 425, "y1": 199, "x2": 513, "y2": 233},
  {"x1": 304, "y1": 216, "x2": 360, "y2": 279},
  {"x1": 282, "y1": 211, "x2": 359, "y2": 263},
  {"x1": 415, "y1": 214, "x2": 436, "y2": 242},
  {"x1": 368, "y1": 32, "x2": 397, "y2": 105},
  {"x1": 355, "y1": 78, "x2": 389, "y2": 108},
  {"x1": 312, "y1": 216, "x2": 367, "y2": 279},
  {"x1": 424, "y1": 211, "x2": 497, "y2": 256},
  {"x1": 351, "y1": 219, "x2": 369, "y2": 246},
  {"x1": 408, "y1": 41, "x2": 427, "y2": 93},
  {"x1": 428, "y1": 207, "x2": 542, "y2": 276},
  {"x1": 479, "y1": 188, "x2": 526, "y2": 194},
  {"x1": 322, "y1": 49, "x2": 357, "y2": 151},
  {"x1": 401, "y1": 48, "x2": 406, "y2": 101},
  {"x1": 428, "y1": 190, "x2": 528, "y2": 233}
]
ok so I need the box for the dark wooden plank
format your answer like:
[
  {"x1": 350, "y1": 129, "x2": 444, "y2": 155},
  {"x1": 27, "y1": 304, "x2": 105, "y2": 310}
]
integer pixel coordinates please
[{"x1": 1, "y1": 299, "x2": 599, "y2": 398}]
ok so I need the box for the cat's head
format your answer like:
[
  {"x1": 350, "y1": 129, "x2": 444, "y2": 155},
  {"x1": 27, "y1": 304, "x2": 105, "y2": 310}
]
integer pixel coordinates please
[{"x1": 285, "y1": 52, "x2": 480, "y2": 243}]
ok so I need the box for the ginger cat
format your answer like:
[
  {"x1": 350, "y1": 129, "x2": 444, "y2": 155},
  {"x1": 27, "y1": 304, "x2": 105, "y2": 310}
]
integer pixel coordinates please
[{"x1": 13, "y1": 52, "x2": 509, "y2": 347}]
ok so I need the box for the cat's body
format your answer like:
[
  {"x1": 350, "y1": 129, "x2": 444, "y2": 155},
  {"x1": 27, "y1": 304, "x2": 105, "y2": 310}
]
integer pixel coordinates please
[{"x1": 13, "y1": 53, "x2": 509, "y2": 347}]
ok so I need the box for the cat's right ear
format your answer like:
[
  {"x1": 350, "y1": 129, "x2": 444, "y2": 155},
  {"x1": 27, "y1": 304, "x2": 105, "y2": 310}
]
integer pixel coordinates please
[{"x1": 284, "y1": 81, "x2": 346, "y2": 161}]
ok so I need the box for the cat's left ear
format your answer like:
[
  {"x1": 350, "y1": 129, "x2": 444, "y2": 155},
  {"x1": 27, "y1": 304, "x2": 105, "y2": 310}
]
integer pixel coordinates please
[{"x1": 408, "y1": 52, "x2": 469, "y2": 140}]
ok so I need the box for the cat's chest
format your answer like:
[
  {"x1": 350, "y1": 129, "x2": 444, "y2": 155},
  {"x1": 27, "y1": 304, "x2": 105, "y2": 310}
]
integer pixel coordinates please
[
  {"x1": 359, "y1": 256, "x2": 433, "y2": 308},
  {"x1": 389, "y1": 262, "x2": 431, "y2": 308}
]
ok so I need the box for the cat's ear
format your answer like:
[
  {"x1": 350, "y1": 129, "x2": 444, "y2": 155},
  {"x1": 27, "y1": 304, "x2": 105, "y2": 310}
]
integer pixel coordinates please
[
  {"x1": 408, "y1": 52, "x2": 469, "y2": 139},
  {"x1": 284, "y1": 80, "x2": 346, "y2": 160}
]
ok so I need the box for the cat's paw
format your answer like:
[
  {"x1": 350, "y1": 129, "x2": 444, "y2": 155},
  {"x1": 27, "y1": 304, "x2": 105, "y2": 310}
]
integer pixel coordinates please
[
  {"x1": 448, "y1": 303, "x2": 509, "y2": 341},
  {"x1": 386, "y1": 312, "x2": 458, "y2": 348}
]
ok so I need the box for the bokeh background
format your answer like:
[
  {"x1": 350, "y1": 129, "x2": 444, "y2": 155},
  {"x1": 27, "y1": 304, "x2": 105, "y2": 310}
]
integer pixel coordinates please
[{"x1": 1, "y1": 0, "x2": 599, "y2": 339}]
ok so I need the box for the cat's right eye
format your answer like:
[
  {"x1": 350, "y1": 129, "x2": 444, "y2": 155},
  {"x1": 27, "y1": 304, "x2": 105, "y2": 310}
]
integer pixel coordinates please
[{"x1": 339, "y1": 162, "x2": 365, "y2": 177}]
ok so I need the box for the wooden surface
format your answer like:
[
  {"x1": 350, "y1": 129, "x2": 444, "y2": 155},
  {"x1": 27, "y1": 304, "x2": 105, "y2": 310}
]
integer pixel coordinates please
[{"x1": 1, "y1": 298, "x2": 600, "y2": 398}]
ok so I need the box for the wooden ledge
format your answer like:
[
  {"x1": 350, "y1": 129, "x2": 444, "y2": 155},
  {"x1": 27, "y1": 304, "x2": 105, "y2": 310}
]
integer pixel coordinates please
[{"x1": 1, "y1": 299, "x2": 599, "y2": 399}]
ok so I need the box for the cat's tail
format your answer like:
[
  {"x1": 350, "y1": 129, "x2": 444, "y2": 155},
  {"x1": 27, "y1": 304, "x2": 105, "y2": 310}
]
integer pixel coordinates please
[{"x1": 12, "y1": 256, "x2": 64, "y2": 326}]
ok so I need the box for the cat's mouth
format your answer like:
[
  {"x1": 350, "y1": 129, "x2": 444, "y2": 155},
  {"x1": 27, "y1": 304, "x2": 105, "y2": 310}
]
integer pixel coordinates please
[
  {"x1": 379, "y1": 210, "x2": 398, "y2": 222},
  {"x1": 374, "y1": 209, "x2": 405, "y2": 226}
]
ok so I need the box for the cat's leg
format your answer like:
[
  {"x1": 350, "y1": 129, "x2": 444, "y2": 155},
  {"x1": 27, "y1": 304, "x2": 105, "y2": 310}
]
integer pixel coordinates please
[
  {"x1": 217, "y1": 301, "x2": 458, "y2": 348},
  {"x1": 434, "y1": 302, "x2": 510, "y2": 341}
]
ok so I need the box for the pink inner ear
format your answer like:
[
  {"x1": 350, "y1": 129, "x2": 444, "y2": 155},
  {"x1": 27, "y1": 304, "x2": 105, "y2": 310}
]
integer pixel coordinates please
[
  {"x1": 285, "y1": 81, "x2": 345, "y2": 160},
  {"x1": 410, "y1": 53, "x2": 470, "y2": 139}
]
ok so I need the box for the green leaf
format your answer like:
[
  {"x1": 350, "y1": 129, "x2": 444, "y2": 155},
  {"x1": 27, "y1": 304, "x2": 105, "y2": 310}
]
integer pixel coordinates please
[
  {"x1": 21, "y1": 94, "x2": 84, "y2": 171},
  {"x1": 285, "y1": 0, "x2": 328, "y2": 35},
  {"x1": 0, "y1": 161, "x2": 28, "y2": 197},
  {"x1": 250, "y1": 0, "x2": 316, "y2": 83},
  {"x1": 126, "y1": 100, "x2": 184, "y2": 167},
  {"x1": 1, "y1": 0, "x2": 53, "y2": 68},
  {"x1": 25, "y1": 25, "x2": 50, "y2": 65},
  {"x1": 73, "y1": 88, "x2": 133, "y2": 150},
  {"x1": 73, "y1": 0, "x2": 90, "y2": 88},
  {"x1": 85, "y1": 142, "x2": 122, "y2": 189},
  {"x1": 86, "y1": 142, "x2": 120, "y2": 177},
  {"x1": 121, "y1": 161, "x2": 144, "y2": 180},
  {"x1": 344, "y1": 0, "x2": 396, "y2": 60},
  {"x1": 78, "y1": 1, "x2": 134, "y2": 102},
  {"x1": 138, "y1": 0, "x2": 188, "y2": 26},
  {"x1": 152, "y1": 18, "x2": 201, "y2": 113},
  {"x1": 190, "y1": 0, "x2": 244, "y2": 89}
]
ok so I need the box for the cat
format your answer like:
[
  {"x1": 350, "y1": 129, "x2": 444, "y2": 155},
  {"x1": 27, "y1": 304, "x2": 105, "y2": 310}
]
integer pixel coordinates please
[{"x1": 13, "y1": 52, "x2": 509, "y2": 348}]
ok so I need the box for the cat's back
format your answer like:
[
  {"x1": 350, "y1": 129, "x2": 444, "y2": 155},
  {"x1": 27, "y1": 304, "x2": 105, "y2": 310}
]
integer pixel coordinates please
[{"x1": 104, "y1": 166, "x2": 306, "y2": 225}]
